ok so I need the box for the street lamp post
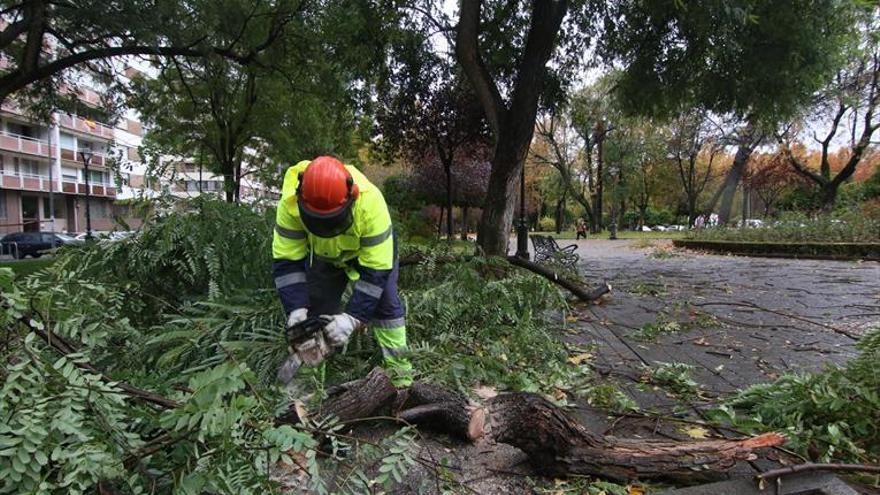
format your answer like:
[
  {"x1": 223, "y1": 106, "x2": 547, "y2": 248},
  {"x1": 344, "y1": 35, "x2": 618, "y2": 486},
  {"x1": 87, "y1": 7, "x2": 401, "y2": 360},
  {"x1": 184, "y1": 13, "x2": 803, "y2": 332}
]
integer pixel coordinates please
[
  {"x1": 79, "y1": 150, "x2": 93, "y2": 239},
  {"x1": 515, "y1": 163, "x2": 529, "y2": 259}
]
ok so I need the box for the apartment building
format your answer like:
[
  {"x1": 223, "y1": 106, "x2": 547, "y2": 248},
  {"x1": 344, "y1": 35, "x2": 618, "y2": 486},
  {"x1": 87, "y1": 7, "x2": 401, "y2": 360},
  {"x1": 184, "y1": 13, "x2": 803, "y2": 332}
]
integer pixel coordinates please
[
  {"x1": 0, "y1": 90, "x2": 135, "y2": 235},
  {"x1": 0, "y1": 64, "x2": 279, "y2": 236}
]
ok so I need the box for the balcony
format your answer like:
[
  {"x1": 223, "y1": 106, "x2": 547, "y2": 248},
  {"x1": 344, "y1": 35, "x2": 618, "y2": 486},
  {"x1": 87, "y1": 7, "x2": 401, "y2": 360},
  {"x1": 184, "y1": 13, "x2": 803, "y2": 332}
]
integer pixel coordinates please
[
  {"x1": 0, "y1": 170, "x2": 54, "y2": 193},
  {"x1": 60, "y1": 179, "x2": 116, "y2": 198},
  {"x1": 58, "y1": 114, "x2": 114, "y2": 140},
  {"x1": 0, "y1": 131, "x2": 57, "y2": 159},
  {"x1": 60, "y1": 147, "x2": 106, "y2": 167}
]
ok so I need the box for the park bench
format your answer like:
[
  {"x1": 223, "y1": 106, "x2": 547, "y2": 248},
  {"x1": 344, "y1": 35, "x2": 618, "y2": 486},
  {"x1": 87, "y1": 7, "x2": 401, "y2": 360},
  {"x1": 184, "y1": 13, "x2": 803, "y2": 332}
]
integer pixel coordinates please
[{"x1": 529, "y1": 234, "x2": 579, "y2": 268}]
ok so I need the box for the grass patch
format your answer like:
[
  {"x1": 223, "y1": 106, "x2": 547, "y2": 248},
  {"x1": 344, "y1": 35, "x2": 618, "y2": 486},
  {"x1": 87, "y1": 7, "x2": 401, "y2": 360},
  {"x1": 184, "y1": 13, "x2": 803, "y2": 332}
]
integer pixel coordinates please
[{"x1": 0, "y1": 257, "x2": 54, "y2": 276}]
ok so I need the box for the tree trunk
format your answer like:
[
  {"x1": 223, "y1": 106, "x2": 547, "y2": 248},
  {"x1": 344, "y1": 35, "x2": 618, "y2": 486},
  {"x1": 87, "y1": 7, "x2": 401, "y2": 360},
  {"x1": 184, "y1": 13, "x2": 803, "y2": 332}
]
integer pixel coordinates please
[
  {"x1": 687, "y1": 194, "x2": 698, "y2": 227},
  {"x1": 287, "y1": 369, "x2": 786, "y2": 483},
  {"x1": 487, "y1": 393, "x2": 784, "y2": 482},
  {"x1": 444, "y1": 160, "x2": 454, "y2": 239},
  {"x1": 461, "y1": 206, "x2": 469, "y2": 241},
  {"x1": 593, "y1": 133, "x2": 604, "y2": 233},
  {"x1": 437, "y1": 206, "x2": 444, "y2": 237},
  {"x1": 223, "y1": 172, "x2": 235, "y2": 203},
  {"x1": 477, "y1": 139, "x2": 520, "y2": 254},
  {"x1": 717, "y1": 124, "x2": 757, "y2": 224},
  {"x1": 457, "y1": 0, "x2": 569, "y2": 256},
  {"x1": 554, "y1": 195, "x2": 565, "y2": 234},
  {"x1": 820, "y1": 183, "x2": 839, "y2": 211}
]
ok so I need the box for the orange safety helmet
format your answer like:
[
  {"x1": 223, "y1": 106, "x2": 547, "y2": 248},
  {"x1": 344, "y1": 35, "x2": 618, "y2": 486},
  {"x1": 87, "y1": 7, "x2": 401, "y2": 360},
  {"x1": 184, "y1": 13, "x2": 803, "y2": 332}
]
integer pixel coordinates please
[{"x1": 296, "y1": 156, "x2": 359, "y2": 237}]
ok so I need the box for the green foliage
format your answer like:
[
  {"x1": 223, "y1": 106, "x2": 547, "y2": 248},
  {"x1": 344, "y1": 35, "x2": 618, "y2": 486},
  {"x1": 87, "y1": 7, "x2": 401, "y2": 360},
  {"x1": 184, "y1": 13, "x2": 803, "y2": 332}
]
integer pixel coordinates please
[
  {"x1": 635, "y1": 318, "x2": 683, "y2": 342},
  {"x1": 56, "y1": 199, "x2": 274, "y2": 318},
  {"x1": 401, "y1": 255, "x2": 583, "y2": 394},
  {"x1": 709, "y1": 327, "x2": 880, "y2": 462},
  {"x1": 688, "y1": 212, "x2": 880, "y2": 243},
  {"x1": 538, "y1": 216, "x2": 557, "y2": 231},
  {"x1": 645, "y1": 362, "x2": 700, "y2": 398}
]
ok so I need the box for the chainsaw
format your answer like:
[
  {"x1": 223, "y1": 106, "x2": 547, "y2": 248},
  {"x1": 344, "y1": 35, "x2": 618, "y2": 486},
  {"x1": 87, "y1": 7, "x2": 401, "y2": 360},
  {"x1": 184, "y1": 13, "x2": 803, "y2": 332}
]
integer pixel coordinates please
[{"x1": 276, "y1": 315, "x2": 334, "y2": 385}]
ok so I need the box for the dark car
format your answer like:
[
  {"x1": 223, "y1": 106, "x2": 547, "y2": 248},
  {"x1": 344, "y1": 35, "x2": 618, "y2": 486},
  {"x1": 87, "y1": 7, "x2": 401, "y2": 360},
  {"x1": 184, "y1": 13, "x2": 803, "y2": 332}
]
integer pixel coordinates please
[{"x1": 0, "y1": 232, "x2": 77, "y2": 259}]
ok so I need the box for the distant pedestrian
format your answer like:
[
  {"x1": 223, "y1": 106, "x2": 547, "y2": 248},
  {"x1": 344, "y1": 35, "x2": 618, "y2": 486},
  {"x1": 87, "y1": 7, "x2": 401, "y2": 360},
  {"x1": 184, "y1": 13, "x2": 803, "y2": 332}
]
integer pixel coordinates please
[{"x1": 575, "y1": 218, "x2": 588, "y2": 240}]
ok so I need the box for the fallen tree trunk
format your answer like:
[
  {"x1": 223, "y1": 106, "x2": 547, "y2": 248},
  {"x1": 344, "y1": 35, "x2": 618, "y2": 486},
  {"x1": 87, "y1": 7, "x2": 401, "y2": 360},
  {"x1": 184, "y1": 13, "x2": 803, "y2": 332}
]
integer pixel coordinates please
[
  {"x1": 505, "y1": 255, "x2": 611, "y2": 303},
  {"x1": 488, "y1": 392, "x2": 783, "y2": 482},
  {"x1": 300, "y1": 369, "x2": 785, "y2": 483},
  {"x1": 398, "y1": 252, "x2": 611, "y2": 302}
]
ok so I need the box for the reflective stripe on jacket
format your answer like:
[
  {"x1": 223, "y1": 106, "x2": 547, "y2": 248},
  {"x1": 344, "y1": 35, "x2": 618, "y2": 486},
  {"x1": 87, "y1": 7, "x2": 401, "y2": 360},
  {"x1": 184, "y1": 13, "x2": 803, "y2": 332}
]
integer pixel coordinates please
[{"x1": 271, "y1": 160, "x2": 394, "y2": 321}]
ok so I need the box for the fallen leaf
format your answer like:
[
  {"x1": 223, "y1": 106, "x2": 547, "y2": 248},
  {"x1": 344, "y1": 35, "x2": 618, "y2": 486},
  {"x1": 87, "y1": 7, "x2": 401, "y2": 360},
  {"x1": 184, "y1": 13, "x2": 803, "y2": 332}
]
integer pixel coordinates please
[
  {"x1": 694, "y1": 337, "x2": 710, "y2": 346},
  {"x1": 472, "y1": 385, "x2": 498, "y2": 400},
  {"x1": 567, "y1": 352, "x2": 593, "y2": 365},
  {"x1": 681, "y1": 426, "x2": 710, "y2": 439},
  {"x1": 629, "y1": 486, "x2": 646, "y2": 495},
  {"x1": 553, "y1": 388, "x2": 567, "y2": 401},
  {"x1": 566, "y1": 315, "x2": 579, "y2": 323}
]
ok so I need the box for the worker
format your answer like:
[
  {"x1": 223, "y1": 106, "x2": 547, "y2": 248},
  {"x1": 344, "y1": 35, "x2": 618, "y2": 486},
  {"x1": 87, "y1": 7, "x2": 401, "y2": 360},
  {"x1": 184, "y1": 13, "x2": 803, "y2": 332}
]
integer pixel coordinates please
[{"x1": 271, "y1": 156, "x2": 412, "y2": 387}]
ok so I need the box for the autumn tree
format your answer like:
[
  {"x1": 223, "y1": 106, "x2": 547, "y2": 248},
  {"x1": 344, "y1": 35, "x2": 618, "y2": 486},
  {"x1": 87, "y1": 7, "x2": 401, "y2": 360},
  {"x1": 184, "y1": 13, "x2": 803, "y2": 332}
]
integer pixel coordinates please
[
  {"x1": 745, "y1": 151, "x2": 810, "y2": 217},
  {"x1": 778, "y1": 13, "x2": 880, "y2": 210},
  {"x1": 667, "y1": 111, "x2": 724, "y2": 226}
]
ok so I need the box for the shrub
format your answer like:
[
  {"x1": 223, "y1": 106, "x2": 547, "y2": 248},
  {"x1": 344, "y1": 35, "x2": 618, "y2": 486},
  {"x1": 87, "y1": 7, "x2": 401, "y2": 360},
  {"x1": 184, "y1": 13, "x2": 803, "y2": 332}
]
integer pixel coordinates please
[
  {"x1": 687, "y1": 212, "x2": 880, "y2": 243},
  {"x1": 709, "y1": 327, "x2": 880, "y2": 463},
  {"x1": 538, "y1": 215, "x2": 556, "y2": 231}
]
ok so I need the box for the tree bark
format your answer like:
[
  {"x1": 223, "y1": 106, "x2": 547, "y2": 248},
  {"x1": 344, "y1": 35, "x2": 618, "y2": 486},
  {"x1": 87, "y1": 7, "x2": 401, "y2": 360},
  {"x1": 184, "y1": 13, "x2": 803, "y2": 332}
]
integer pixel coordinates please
[
  {"x1": 506, "y1": 255, "x2": 611, "y2": 302},
  {"x1": 288, "y1": 369, "x2": 786, "y2": 483},
  {"x1": 717, "y1": 124, "x2": 758, "y2": 224},
  {"x1": 717, "y1": 144, "x2": 754, "y2": 224},
  {"x1": 444, "y1": 158, "x2": 454, "y2": 239},
  {"x1": 593, "y1": 127, "x2": 605, "y2": 233},
  {"x1": 487, "y1": 393, "x2": 784, "y2": 482},
  {"x1": 461, "y1": 205, "x2": 469, "y2": 241},
  {"x1": 456, "y1": 0, "x2": 569, "y2": 255}
]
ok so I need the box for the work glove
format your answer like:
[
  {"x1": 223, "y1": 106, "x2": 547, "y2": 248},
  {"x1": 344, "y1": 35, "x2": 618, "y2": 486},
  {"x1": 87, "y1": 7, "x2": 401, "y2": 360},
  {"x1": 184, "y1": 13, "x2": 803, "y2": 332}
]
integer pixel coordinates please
[
  {"x1": 322, "y1": 313, "x2": 362, "y2": 347},
  {"x1": 287, "y1": 308, "x2": 308, "y2": 328}
]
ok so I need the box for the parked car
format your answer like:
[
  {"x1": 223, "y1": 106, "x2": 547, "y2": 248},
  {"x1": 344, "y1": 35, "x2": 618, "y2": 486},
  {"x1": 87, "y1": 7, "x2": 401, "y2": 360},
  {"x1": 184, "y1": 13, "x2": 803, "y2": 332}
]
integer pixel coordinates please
[
  {"x1": 652, "y1": 225, "x2": 668, "y2": 231},
  {"x1": 640, "y1": 225, "x2": 653, "y2": 232},
  {"x1": 0, "y1": 232, "x2": 78, "y2": 259}
]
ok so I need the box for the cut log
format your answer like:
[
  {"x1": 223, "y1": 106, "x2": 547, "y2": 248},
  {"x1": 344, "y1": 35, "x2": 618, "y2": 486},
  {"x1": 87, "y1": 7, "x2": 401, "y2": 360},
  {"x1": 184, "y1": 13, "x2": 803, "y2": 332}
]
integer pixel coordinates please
[
  {"x1": 295, "y1": 369, "x2": 785, "y2": 483},
  {"x1": 317, "y1": 367, "x2": 398, "y2": 423},
  {"x1": 486, "y1": 392, "x2": 784, "y2": 482},
  {"x1": 392, "y1": 382, "x2": 484, "y2": 441}
]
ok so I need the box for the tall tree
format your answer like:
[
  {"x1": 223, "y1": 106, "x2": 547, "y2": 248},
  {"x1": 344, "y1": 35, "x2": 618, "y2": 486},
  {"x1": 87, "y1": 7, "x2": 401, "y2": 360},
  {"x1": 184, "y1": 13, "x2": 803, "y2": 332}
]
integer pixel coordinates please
[
  {"x1": 602, "y1": 0, "x2": 858, "y2": 224},
  {"x1": 132, "y1": 0, "x2": 379, "y2": 201},
  {"x1": 0, "y1": 0, "x2": 297, "y2": 112},
  {"x1": 667, "y1": 111, "x2": 723, "y2": 226},
  {"x1": 455, "y1": 0, "x2": 577, "y2": 255},
  {"x1": 778, "y1": 14, "x2": 880, "y2": 210},
  {"x1": 569, "y1": 78, "x2": 618, "y2": 233}
]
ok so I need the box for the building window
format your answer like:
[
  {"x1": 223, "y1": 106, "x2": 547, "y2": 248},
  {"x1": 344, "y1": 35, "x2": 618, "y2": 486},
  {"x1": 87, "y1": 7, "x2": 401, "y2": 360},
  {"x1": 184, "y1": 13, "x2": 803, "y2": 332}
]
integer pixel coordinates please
[
  {"x1": 61, "y1": 166, "x2": 79, "y2": 182},
  {"x1": 88, "y1": 170, "x2": 108, "y2": 185},
  {"x1": 59, "y1": 132, "x2": 75, "y2": 150},
  {"x1": 16, "y1": 158, "x2": 42, "y2": 177},
  {"x1": 0, "y1": 190, "x2": 6, "y2": 218},
  {"x1": 42, "y1": 197, "x2": 64, "y2": 218}
]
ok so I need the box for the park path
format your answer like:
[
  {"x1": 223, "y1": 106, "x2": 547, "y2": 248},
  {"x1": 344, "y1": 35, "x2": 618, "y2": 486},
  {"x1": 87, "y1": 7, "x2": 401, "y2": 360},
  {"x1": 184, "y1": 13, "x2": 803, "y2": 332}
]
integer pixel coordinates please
[
  {"x1": 341, "y1": 239, "x2": 880, "y2": 494},
  {"x1": 560, "y1": 238, "x2": 879, "y2": 477}
]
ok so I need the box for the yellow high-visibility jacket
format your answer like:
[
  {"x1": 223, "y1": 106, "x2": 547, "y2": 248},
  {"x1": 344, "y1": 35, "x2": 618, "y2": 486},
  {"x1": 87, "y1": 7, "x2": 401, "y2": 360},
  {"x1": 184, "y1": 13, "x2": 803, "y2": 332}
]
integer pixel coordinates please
[{"x1": 271, "y1": 160, "x2": 394, "y2": 321}]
